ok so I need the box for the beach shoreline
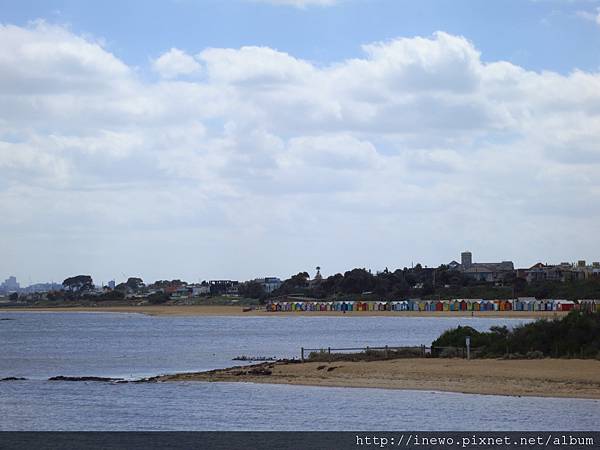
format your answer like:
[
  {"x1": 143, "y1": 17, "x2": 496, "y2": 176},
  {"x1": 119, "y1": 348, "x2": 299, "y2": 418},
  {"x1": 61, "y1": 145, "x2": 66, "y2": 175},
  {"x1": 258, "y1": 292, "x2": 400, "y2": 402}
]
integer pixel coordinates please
[
  {"x1": 0, "y1": 305, "x2": 569, "y2": 318},
  {"x1": 149, "y1": 358, "x2": 600, "y2": 400}
]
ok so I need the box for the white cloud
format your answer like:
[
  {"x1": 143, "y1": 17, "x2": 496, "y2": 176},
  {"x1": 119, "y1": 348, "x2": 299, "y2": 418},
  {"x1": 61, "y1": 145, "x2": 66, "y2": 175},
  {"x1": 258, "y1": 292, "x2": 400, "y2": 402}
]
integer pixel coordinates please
[
  {"x1": 1, "y1": 22, "x2": 600, "y2": 282},
  {"x1": 576, "y1": 6, "x2": 600, "y2": 25},
  {"x1": 199, "y1": 46, "x2": 315, "y2": 85},
  {"x1": 0, "y1": 21, "x2": 130, "y2": 94},
  {"x1": 283, "y1": 135, "x2": 380, "y2": 170},
  {"x1": 250, "y1": 0, "x2": 339, "y2": 8},
  {"x1": 152, "y1": 47, "x2": 201, "y2": 79}
]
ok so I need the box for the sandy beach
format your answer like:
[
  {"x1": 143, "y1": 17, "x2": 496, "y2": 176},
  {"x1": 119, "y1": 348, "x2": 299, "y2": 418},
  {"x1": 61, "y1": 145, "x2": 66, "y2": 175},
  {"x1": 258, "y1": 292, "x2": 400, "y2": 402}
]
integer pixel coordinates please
[
  {"x1": 152, "y1": 358, "x2": 600, "y2": 399},
  {"x1": 0, "y1": 305, "x2": 569, "y2": 318}
]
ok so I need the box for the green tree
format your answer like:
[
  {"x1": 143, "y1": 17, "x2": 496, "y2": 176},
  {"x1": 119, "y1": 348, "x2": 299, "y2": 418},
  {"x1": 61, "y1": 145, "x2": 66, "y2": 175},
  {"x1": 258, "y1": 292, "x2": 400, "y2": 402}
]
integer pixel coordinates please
[
  {"x1": 148, "y1": 292, "x2": 170, "y2": 304},
  {"x1": 62, "y1": 275, "x2": 94, "y2": 292},
  {"x1": 340, "y1": 268, "x2": 375, "y2": 294},
  {"x1": 125, "y1": 277, "x2": 144, "y2": 291},
  {"x1": 318, "y1": 273, "x2": 344, "y2": 297},
  {"x1": 239, "y1": 281, "x2": 266, "y2": 300},
  {"x1": 273, "y1": 272, "x2": 311, "y2": 295},
  {"x1": 98, "y1": 290, "x2": 125, "y2": 301}
]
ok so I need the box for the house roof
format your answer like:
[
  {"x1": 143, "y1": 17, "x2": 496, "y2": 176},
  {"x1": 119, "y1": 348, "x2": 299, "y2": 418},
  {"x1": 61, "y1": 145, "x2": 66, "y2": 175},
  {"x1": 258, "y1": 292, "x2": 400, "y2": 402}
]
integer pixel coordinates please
[{"x1": 464, "y1": 262, "x2": 514, "y2": 273}]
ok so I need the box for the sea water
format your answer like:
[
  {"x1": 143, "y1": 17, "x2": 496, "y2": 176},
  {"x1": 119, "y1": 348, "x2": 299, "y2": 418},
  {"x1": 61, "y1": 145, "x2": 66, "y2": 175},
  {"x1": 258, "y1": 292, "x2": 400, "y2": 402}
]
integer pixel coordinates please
[{"x1": 1, "y1": 312, "x2": 598, "y2": 431}]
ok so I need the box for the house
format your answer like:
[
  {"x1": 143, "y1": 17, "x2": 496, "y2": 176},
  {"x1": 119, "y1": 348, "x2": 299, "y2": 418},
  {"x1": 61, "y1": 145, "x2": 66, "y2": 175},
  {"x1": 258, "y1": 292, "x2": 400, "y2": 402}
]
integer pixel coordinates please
[
  {"x1": 462, "y1": 263, "x2": 513, "y2": 282},
  {"x1": 573, "y1": 260, "x2": 600, "y2": 280},
  {"x1": 254, "y1": 277, "x2": 282, "y2": 293},
  {"x1": 456, "y1": 251, "x2": 514, "y2": 283},
  {"x1": 520, "y1": 260, "x2": 600, "y2": 284},
  {"x1": 209, "y1": 280, "x2": 239, "y2": 295},
  {"x1": 191, "y1": 283, "x2": 210, "y2": 296},
  {"x1": 448, "y1": 252, "x2": 515, "y2": 282},
  {"x1": 447, "y1": 260, "x2": 461, "y2": 270},
  {"x1": 522, "y1": 263, "x2": 566, "y2": 283}
]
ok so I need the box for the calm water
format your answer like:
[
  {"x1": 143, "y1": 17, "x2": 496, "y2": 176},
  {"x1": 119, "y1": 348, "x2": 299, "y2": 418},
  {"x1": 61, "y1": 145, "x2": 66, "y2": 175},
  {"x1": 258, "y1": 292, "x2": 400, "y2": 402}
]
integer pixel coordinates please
[
  {"x1": 0, "y1": 312, "x2": 533, "y2": 379},
  {"x1": 1, "y1": 312, "x2": 599, "y2": 431}
]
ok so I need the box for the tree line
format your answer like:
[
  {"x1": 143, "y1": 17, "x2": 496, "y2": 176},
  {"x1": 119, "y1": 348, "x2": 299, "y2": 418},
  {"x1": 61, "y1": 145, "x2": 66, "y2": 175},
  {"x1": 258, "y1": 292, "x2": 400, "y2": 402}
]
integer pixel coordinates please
[
  {"x1": 268, "y1": 266, "x2": 600, "y2": 302},
  {"x1": 46, "y1": 265, "x2": 600, "y2": 304}
]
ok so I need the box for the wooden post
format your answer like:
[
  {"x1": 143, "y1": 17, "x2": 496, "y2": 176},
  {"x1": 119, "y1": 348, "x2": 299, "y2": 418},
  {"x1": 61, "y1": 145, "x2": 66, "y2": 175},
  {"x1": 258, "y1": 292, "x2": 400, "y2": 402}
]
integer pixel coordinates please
[
  {"x1": 328, "y1": 347, "x2": 331, "y2": 362},
  {"x1": 466, "y1": 336, "x2": 471, "y2": 360},
  {"x1": 301, "y1": 347, "x2": 304, "y2": 362},
  {"x1": 384, "y1": 345, "x2": 389, "y2": 359}
]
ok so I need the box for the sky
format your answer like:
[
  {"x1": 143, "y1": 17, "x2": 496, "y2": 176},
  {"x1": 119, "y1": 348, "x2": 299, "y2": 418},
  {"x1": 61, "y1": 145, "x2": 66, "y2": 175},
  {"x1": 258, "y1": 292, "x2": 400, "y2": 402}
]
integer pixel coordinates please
[{"x1": 1, "y1": 0, "x2": 600, "y2": 285}]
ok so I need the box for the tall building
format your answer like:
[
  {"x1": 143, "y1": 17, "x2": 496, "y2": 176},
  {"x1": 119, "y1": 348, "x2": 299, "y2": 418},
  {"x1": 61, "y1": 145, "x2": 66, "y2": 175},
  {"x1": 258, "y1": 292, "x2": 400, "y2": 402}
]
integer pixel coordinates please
[
  {"x1": 461, "y1": 252, "x2": 472, "y2": 270},
  {"x1": 1, "y1": 276, "x2": 20, "y2": 293}
]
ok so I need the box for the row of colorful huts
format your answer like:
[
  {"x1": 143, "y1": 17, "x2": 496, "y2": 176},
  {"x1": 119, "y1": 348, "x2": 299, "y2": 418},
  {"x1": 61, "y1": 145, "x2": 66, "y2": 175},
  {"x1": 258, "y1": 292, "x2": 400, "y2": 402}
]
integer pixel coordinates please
[{"x1": 266, "y1": 299, "x2": 600, "y2": 313}]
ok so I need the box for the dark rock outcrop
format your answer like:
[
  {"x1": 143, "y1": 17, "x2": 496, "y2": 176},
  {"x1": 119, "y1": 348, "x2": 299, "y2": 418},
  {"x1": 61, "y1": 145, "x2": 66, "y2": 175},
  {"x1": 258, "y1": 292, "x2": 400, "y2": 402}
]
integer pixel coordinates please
[{"x1": 48, "y1": 376, "x2": 122, "y2": 382}]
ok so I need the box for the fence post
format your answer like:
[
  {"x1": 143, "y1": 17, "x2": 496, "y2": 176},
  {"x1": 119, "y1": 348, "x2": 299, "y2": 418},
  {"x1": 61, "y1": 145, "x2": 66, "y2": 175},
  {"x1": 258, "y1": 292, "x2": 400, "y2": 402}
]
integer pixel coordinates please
[
  {"x1": 385, "y1": 345, "x2": 389, "y2": 359},
  {"x1": 421, "y1": 345, "x2": 425, "y2": 357},
  {"x1": 328, "y1": 347, "x2": 331, "y2": 362},
  {"x1": 466, "y1": 336, "x2": 471, "y2": 360},
  {"x1": 301, "y1": 347, "x2": 304, "y2": 363}
]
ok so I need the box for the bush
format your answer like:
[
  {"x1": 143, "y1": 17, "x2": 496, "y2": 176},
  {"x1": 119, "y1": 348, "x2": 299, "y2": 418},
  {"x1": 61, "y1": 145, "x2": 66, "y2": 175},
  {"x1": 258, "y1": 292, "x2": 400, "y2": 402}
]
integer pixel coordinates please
[
  {"x1": 432, "y1": 326, "x2": 482, "y2": 348},
  {"x1": 147, "y1": 292, "x2": 170, "y2": 304},
  {"x1": 96, "y1": 290, "x2": 125, "y2": 301},
  {"x1": 432, "y1": 311, "x2": 600, "y2": 359},
  {"x1": 438, "y1": 348, "x2": 459, "y2": 358},
  {"x1": 307, "y1": 347, "x2": 424, "y2": 362}
]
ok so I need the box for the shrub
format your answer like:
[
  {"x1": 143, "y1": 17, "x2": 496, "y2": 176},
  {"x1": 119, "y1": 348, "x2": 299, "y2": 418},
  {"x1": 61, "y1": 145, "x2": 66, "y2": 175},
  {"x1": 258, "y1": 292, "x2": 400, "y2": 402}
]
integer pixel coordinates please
[
  {"x1": 432, "y1": 311, "x2": 600, "y2": 359},
  {"x1": 147, "y1": 292, "x2": 170, "y2": 304},
  {"x1": 307, "y1": 347, "x2": 424, "y2": 362},
  {"x1": 432, "y1": 326, "x2": 482, "y2": 348},
  {"x1": 526, "y1": 350, "x2": 544, "y2": 359},
  {"x1": 438, "y1": 347, "x2": 459, "y2": 358}
]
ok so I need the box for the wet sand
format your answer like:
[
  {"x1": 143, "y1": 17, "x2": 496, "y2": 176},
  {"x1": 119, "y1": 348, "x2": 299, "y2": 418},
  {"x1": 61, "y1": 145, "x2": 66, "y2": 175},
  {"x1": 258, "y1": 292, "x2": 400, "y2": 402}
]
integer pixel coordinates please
[
  {"x1": 0, "y1": 305, "x2": 568, "y2": 318},
  {"x1": 152, "y1": 358, "x2": 600, "y2": 399}
]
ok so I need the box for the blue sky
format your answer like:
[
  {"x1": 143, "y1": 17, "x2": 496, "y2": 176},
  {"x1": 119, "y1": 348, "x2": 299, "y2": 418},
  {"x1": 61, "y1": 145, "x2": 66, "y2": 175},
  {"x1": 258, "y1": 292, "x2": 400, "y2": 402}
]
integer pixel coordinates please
[
  {"x1": 1, "y1": 0, "x2": 600, "y2": 285},
  {"x1": 3, "y1": 0, "x2": 600, "y2": 73}
]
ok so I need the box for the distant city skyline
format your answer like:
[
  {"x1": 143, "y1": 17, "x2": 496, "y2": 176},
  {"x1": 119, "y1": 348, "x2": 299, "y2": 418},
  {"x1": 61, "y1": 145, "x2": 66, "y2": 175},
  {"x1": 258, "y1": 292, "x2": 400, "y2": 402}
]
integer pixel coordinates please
[
  {"x1": 2, "y1": 251, "x2": 600, "y2": 286},
  {"x1": 1, "y1": 0, "x2": 600, "y2": 284}
]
